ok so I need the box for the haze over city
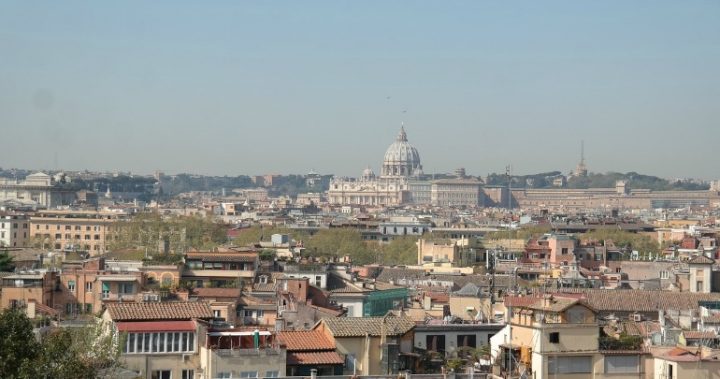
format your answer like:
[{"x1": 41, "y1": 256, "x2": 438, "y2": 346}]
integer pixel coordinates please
[{"x1": 2, "y1": 1, "x2": 719, "y2": 179}]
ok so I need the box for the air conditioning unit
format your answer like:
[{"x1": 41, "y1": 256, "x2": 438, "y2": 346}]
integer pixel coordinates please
[{"x1": 182, "y1": 354, "x2": 191, "y2": 362}]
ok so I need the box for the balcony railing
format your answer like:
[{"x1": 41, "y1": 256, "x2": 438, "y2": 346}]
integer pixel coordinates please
[{"x1": 215, "y1": 348, "x2": 282, "y2": 357}]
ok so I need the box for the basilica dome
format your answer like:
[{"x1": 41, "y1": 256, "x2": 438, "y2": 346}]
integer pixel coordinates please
[{"x1": 382, "y1": 126, "x2": 422, "y2": 177}]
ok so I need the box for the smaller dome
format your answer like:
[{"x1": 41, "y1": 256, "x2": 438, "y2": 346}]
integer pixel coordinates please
[{"x1": 361, "y1": 166, "x2": 376, "y2": 181}]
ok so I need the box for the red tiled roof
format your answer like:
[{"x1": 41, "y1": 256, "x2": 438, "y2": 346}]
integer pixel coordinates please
[
  {"x1": 503, "y1": 295, "x2": 541, "y2": 307},
  {"x1": 683, "y1": 330, "x2": 717, "y2": 340},
  {"x1": 106, "y1": 301, "x2": 214, "y2": 321},
  {"x1": 116, "y1": 320, "x2": 196, "y2": 332},
  {"x1": 425, "y1": 292, "x2": 449, "y2": 303},
  {"x1": 28, "y1": 300, "x2": 58, "y2": 316},
  {"x1": 279, "y1": 330, "x2": 335, "y2": 351},
  {"x1": 287, "y1": 351, "x2": 345, "y2": 365}
]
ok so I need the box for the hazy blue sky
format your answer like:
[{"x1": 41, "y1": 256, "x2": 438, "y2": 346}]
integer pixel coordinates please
[{"x1": 1, "y1": 1, "x2": 719, "y2": 179}]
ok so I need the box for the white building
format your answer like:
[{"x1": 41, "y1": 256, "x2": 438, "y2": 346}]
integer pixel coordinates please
[
  {"x1": 0, "y1": 214, "x2": 30, "y2": 247},
  {"x1": 328, "y1": 126, "x2": 425, "y2": 206}
]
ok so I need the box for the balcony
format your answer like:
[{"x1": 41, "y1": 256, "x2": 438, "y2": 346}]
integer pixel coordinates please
[
  {"x1": 183, "y1": 269, "x2": 255, "y2": 279},
  {"x1": 599, "y1": 335, "x2": 644, "y2": 351},
  {"x1": 215, "y1": 348, "x2": 282, "y2": 357},
  {"x1": 101, "y1": 293, "x2": 138, "y2": 302}
]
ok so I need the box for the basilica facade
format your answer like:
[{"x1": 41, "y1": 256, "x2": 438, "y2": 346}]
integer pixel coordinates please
[
  {"x1": 328, "y1": 127, "x2": 483, "y2": 207},
  {"x1": 328, "y1": 127, "x2": 424, "y2": 206}
]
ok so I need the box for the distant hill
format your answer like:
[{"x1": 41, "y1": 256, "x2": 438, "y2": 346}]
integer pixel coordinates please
[{"x1": 485, "y1": 171, "x2": 708, "y2": 191}]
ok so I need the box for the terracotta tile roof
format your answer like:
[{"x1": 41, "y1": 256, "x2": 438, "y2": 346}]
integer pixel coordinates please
[
  {"x1": 525, "y1": 296, "x2": 581, "y2": 313},
  {"x1": 321, "y1": 316, "x2": 415, "y2": 337},
  {"x1": 106, "y1": 301, "x2": 214, "y2": 321},
  {"x1": 192, "y1": 287, "x2": 242, "y2": 299},
  {"x1": 683, "y1": 330, "x2": 717, "y2": 340},
  {"x1": 287, "y1": 351, "x2": 345, "y2": 365},
  {"x1": 185, "y1": 252, "x2": 257, "y2": 262},
  {"x1": 659, "y1": 347, "x2": 702, "y2": 362},
  {"x1": 553, "y1": 289, "x2": 720, "y2": 312},
  {"x1": 504, "y1": 295, "x2": 542, "y2": 308},
  {"x1": 253, "y1": 282, "x2": 277, "y2": 292},
  {"x1": 279, "y1": 330, "x2": 335, "y2": 351},
  {"x1": 425, "y1": 292, "x2": 449, "y2": 303},
  {"x1": 703, "y1": 313, "x2": 720, "y2": 324},
  {"x1": 116, "y1": 320, "x2": 196, "y2": 332}
]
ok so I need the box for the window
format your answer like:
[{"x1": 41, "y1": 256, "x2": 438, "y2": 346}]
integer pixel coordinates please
[
  {"x1": 605, "y1": 355, "x2": 639, "y2": 374},
  {"x1": 265, "y1": 371, "x2": 279, "y2": 378},
  {"x1": 548, "y1": 356, "x2": 592, "y2": 374},
  {"x1": 124, "y1": 332, "x2": 195, "y2": 354},
  {"x1": 240, "y1": 371, "x2": 258, "y2": 378},
  {"x1": 315, "y1": 275, "x2": 322, "y2": 286},
  {"x1": 660, "y1": 270, "x2": 669, "y2": 280},
  {"x1": 102, "y1": 282, "x2": 110, "y2": 299},
  {"x1": 85, "y1": 282, "x2": 93, "y2": 291},
  {"x1": 549, "y1": 332, "x2": 560, "y2": 343},
  {"x1": 426, "y1": 334, "x2": 446, "y2": 352},
  {"x1": 68, "y1": 280, "x2": 76, "y2": 292},
  {"x1": 457, "y1": 334, "x2": 477, "y2": 348},
  {"x1": 217, "y1": 373, "x2": 231, "y2": 379},
  {"x1": 151, "y1": 370, "x2": 171, "y2": 379},
  {"x1": 181, "y1": 370, "x2": 194, "y2": 379},
  {"x1": 119, "y1": 282, "x2": 134, "y2": 294}
]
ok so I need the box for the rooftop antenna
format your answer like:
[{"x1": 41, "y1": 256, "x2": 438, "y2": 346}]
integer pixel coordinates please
[{"x1": 580, "y1": 140, "x2": 585, "y2": 166}]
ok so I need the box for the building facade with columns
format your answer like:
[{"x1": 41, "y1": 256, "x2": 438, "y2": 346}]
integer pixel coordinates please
[
  {"x1": 328, "y1": 127, "x2": 425, "y2": 206},
  {"x1": 328, "y1": 127, "x2": 485, "y2": 207}
]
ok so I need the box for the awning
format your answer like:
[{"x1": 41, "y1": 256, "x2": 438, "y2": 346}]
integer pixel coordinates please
[
  {"x1": 116, "y1": 321, "x2": 196, "y2": 332},
  {"x1": 287, "y1": 351, "x2": 345, "y2": 365}
]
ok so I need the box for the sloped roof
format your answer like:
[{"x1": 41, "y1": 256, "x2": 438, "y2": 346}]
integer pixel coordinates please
[
  {"x1": 287, "y1": 351, "x2": 345, "y2": 365},
  {"x1": 320, "y1": 316, "x2": 415, "y2": 337},
  {"x1": 687, "y1": 255, "x2": 715, "y2": 265},
  {"x1": 554, "y1": 289, "x2": 720, "y2": 312},
  {"x1": 683, "y1": 330, "x2": 717, "y2": 340},
  {"x1": 279, "y1": 330, "x2": 335, "y2": 351},
  {"x1": 106, "y1": 301, "x2": 213, "y2": 321}
]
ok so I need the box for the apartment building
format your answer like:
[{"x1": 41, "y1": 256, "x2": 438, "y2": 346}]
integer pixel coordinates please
[
  {"x1": 29, "y1": 209, "x2": 127, "y2": 254},
  {"x1": 0, "y1": 213, "x2": 30, "y2": 247},
  {"x1": 56, "y1": 257, "x2": 144, "y2": 317},
  {"x1": 182, "y1": 248, "x2": 259, "y2": 288}
]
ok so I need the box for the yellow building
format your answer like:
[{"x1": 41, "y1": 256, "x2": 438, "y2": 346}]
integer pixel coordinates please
[
  {"x1": 494, "y1": 295, "x2": 648, "y2": 379},
  {"x1": 29, "y1": 210, "x2": 127, "y2": 254}
]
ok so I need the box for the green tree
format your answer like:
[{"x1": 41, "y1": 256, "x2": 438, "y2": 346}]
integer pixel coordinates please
[
  {"x1": 0, "y1": 308, "x2": 40, "y2": 378},
  {"x1": 377, "y1": 236, "x2": 419, "y2": 265},
  {"x1": 580, "y1": 229, "x2": 659, "y2": 255},
  {"x1": 109, "y1": 213, "x2": 229, "y2": 254},
  {"x1": 304, "y1": 229, "x2": 375, "y2": 264},
  {"x1": 0, "y1": 249, "x2": 15, "y2": 271}
]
